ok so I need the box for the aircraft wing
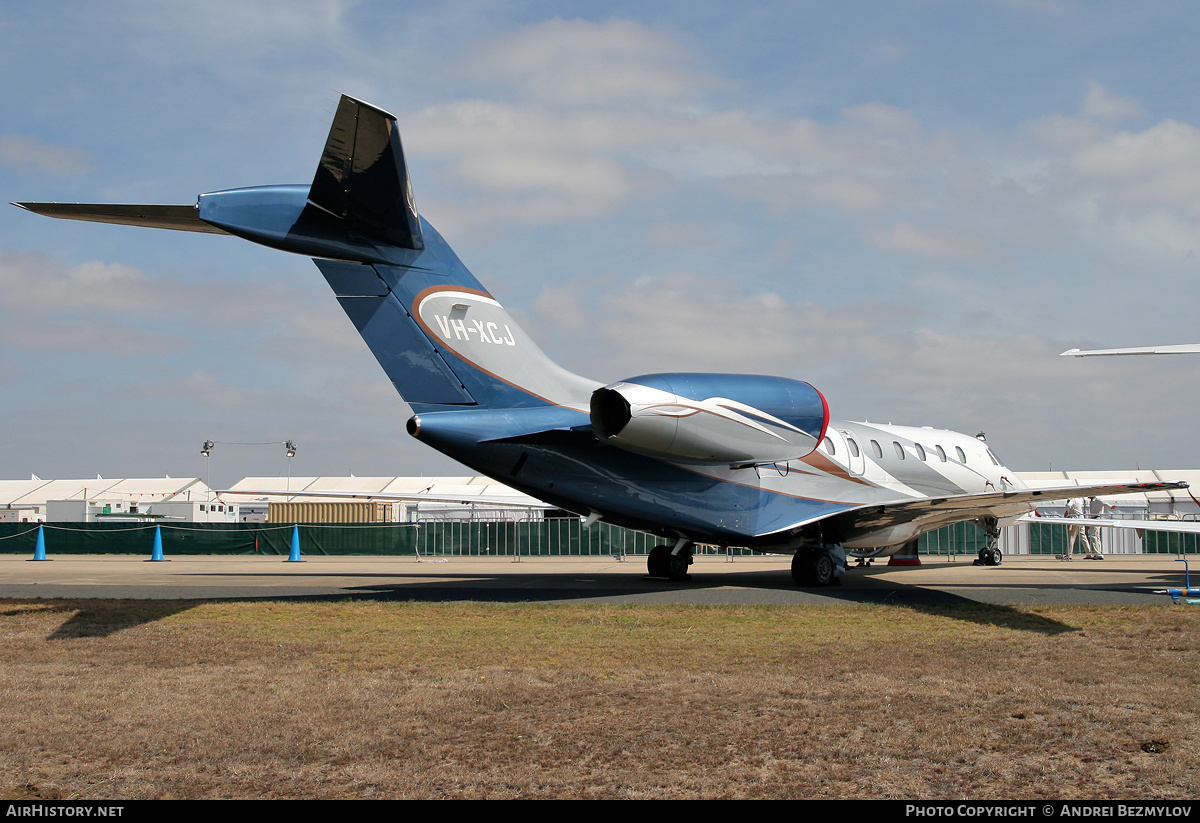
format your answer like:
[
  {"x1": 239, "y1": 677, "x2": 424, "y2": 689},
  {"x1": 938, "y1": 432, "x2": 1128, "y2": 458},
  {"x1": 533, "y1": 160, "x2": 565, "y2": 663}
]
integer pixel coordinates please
[
  {"x1": 796, "y1": 480, "x2": 1188, "y2": 546},
  {"x1": 1061, "y1": 344, "x2": 1200, "y2": 357}
]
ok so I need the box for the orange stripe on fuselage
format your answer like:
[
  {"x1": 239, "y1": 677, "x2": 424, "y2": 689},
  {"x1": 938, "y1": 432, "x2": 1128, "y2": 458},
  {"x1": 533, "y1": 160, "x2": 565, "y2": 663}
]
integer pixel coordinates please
[{"x1": 797, "y1": 450, "x2": 872, "y2": 486}]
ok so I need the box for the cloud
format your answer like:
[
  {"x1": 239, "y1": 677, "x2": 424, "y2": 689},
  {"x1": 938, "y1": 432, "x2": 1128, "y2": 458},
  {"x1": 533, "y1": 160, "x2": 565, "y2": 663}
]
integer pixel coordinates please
[
  {"x1": 0, "y1": 252, "x2": 158, "y2": 313},
  {"x1": 411, "y1": 24, "x2": 1200, "y2": 286},
  {"x1": 1081, "y1": 81, "x2": 1144, "y2": 122},
  {"x1": 864, "y1": 222, "x2": 991, "y2": 261},
  {"x1": 0, "y1": 251, "x2": 198, "y2": 354},
  {"x1": 181, "y1": 370, "x2": 278, "y2": 409},
  {"x1": 645, "y1": 221, "x2": 708, "y2": 249},
  {"x1": 577, "y1": 271, "x2": 895, "y2": 379},
  {"x1": 0, "y1": 135, "x2": 88, "y2": 174},
  {"x1": 1071, "y1": 119, "x2": 1200, "y2": 211},
  {"x1": 466, "y1": 18, "x2": 719, "y2": 108},
  {"x1": 532, "y1": 285, "x2": 589, "y2": 333},
  {"x1": 409, "y1": 96, "x2": 935, "y2": 233},
  {"x1": 0, "y1": 318, "x2": 181, "y2": 356}
]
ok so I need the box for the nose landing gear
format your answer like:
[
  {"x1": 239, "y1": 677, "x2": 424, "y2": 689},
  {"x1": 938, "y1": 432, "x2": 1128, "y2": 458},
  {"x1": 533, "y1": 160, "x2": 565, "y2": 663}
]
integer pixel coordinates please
[{"x1": 974, "y1": 517, "x2": 1003, "y2": 566}]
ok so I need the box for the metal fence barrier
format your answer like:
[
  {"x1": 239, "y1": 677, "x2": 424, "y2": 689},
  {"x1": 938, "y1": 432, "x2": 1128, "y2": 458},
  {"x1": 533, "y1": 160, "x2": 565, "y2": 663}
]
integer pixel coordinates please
[{"x1": 2, "y1": 519, "x2": 1196, "y2": 557}]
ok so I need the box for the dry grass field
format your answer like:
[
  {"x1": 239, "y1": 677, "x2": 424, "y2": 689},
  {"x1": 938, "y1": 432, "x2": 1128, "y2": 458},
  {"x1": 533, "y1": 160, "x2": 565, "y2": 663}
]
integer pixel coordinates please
[{"x1": 0, "y1": 599, "x2": 1197, "y2": 799}]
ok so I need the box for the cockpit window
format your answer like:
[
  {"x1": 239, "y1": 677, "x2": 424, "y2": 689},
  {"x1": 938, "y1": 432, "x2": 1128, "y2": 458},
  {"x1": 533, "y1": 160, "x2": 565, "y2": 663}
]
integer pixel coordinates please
[{"x1": 986, "y1": 448, "x2": 1001, "y2": 466}]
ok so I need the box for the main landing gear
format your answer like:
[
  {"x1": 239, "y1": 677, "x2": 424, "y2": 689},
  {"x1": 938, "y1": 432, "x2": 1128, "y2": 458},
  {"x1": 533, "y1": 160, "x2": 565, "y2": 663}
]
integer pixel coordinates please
[
  {"x1": 974, "y1": 517, "x2": 1003, "y2": 566},
  {"x1": 791, "y1": 543, "x2": 847, "y2": 587},
  {"x1": 645, "y1": 539, "x2": 848, "y2": 587},
  {"x1": 647, "y1": 540, "x2": 694, "y2": 580}
]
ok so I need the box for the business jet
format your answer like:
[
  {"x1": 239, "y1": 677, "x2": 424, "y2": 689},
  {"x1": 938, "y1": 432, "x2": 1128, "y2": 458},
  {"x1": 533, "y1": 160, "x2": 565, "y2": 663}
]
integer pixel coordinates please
[{"x1": 14, "y1": 95, "x2": 1185, "y2": 586}]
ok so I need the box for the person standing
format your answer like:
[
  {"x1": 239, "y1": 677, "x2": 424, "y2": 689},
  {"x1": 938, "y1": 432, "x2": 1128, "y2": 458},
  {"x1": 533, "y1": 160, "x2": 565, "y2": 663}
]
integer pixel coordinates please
[
  {"x1": 1085, "y1": 496, "x2": 1111, "y2": 559},
  {"x1": 1063, "y1": 497, "x2": 1085, "y2": 559}
]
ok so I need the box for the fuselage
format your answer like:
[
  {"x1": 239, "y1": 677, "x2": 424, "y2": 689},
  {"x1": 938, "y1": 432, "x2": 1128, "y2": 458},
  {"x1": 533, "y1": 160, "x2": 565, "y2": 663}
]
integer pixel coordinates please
[{"x1": 411, "y1": 402, "x2": 1022, "y2": 553}]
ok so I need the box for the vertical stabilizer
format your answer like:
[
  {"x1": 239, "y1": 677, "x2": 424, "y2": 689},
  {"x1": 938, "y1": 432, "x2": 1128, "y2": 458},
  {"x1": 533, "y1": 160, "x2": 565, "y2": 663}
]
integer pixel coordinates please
[{"x1": 309, "y1": 95, "x2": 424, "y2": 251}]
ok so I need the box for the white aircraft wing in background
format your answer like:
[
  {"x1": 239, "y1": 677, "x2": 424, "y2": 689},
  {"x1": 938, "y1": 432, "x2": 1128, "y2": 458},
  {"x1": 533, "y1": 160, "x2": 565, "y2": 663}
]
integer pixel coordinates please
[{"x1": 1061, "y1": 344, "x2": 1200, "y2": 357}]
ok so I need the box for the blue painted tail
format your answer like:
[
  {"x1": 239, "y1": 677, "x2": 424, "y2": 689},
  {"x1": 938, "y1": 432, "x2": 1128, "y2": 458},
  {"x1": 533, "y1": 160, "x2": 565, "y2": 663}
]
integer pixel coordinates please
[
  {"x1": 16, "y1": 95, "x2": 597, "y2": 413},
  {"x1": 305, "y1": 99, "x2": 597, "y2": 411}
]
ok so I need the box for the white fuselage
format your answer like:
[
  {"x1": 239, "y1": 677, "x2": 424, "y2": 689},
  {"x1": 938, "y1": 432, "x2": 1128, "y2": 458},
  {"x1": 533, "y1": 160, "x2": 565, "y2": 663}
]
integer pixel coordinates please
[{"x1": 686, "y1": 420, "x2": 1024, "y2": 550}]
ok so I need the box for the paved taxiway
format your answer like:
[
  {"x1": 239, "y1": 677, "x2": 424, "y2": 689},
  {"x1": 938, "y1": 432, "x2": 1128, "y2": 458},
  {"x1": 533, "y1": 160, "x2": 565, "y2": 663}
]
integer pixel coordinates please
[{"x1": 0, "y1": 553, "x2": 1190, "y2": 606}]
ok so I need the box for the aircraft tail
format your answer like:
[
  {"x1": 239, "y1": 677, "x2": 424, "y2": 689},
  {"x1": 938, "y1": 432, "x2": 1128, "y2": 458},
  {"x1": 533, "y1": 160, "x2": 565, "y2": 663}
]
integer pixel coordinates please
[{"x1": 15, "y1": 95, "x2": 598, "y2": 412}]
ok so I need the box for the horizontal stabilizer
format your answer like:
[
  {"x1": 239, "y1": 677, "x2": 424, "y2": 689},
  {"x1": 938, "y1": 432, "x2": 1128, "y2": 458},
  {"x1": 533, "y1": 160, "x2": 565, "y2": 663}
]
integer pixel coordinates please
[{"x1": 10, "y1": 202, "x2": 229, "y2": 234}]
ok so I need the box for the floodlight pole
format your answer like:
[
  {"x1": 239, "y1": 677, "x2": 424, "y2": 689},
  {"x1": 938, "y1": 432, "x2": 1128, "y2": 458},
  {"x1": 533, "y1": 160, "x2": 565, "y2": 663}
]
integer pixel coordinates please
[
  {"x1": 201, "y1": 440, "x2": 215, "y2": 503},
  {"x1": 285, "y1": 440, "x2": 297, "y2": 493}
]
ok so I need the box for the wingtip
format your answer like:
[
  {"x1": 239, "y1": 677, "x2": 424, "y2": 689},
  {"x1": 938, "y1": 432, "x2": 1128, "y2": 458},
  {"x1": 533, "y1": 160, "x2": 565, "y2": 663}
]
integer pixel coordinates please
[{"x1": 1060, "y1": 348, "x2": 1081, "y2": 357}]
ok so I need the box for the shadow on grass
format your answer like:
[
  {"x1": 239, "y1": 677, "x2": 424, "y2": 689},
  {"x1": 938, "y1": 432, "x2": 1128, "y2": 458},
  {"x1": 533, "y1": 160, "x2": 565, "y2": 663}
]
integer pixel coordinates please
[
  {"x1": 1, "y1": 600, "x2": 198, "y2": 639},
  {"x1": 1, "y1": 559, "x2": 1099, "y2": 638},
  {"x1": 332, "y1": 573, "x2": 1081, "y2": 635}
]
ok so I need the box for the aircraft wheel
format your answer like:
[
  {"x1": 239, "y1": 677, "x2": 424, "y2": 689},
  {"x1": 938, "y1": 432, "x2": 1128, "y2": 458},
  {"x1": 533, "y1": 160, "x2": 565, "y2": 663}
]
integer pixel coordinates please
[
  {"x1": 790, "y1": 551, "x2": 811, "y2": 585},
  {"x1": 812, "y1": 551, "x2": 836, "y2": 585},
  {"x1": 648, "y1": 544, "x2": 691, "y2": 579},
  {"x1": 987, "y1": 548, "x2": 1003, "y2": 567},
  {"x1": 647, "y1": 545, "x2": 672, "y2": 578},
  {"x1": 668, "y1": 548, "x2": 692, "y2": 578},
  {"x1": 792, "y1": 550, "x2": 837, "y2": 587}
]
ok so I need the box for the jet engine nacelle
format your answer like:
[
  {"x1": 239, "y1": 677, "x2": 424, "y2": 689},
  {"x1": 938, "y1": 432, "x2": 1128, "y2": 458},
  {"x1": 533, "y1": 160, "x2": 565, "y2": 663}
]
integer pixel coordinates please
[{"x1": 590, "y1": 373, "x2": 829, "y2": 465}]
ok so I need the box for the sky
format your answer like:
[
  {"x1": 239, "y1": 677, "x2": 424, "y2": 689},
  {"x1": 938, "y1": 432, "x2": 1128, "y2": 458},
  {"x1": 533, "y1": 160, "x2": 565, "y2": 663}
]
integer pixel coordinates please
[{"x1": 2, "y1": 0, "x2": 1200, "y2": 487}]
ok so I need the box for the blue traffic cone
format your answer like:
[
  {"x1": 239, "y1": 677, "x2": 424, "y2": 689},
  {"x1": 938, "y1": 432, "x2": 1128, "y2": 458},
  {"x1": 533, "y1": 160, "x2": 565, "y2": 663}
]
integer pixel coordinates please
[
  {"x1": 28, "y1": 525, "x2": 50, "y2": 561},
  {"x1": 286, "y1": 525, "x2": 304, "y2": 562},
  {"x1": 146, "y1": 525, "x2": 166, "y2": 562}
]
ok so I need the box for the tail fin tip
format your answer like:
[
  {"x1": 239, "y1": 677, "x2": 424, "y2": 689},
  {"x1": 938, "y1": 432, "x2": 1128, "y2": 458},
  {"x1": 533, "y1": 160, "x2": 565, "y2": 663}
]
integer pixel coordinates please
[{"x1": 309, "y1": 94, "x2": 423, "y2": 251}]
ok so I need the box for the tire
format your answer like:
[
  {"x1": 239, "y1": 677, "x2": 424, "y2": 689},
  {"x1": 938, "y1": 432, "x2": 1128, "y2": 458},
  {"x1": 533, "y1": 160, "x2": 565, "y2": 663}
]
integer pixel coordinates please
[
  {"x1": 647, "y1": 544, "x2": 672, "y2": 578},
  {"x1": 791, "y1": 551, "x2": 813, "y2": 586},
  {"x1": 811, "y1": 551, "x2": 836, "y2": 585},
  {"x1": 667, "y1": 549, "x2": 692, "y2": 579},
  {"x1": 792, "y1": 550, "x2": 836, "y2": 587}
]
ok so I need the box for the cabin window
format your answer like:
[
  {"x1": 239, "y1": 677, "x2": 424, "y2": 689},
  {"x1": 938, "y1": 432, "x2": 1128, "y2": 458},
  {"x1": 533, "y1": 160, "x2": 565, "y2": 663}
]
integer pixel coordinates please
[
  {"x1": 870, "y1": 440, "x2": 883, "y2": 458},
  {"x1": 847, "y1": 438, "x2": 860, "y2": 458},
  {"x1": 893, "y1": 441, "x2": 905, "y2": 459},
  {"x1": 822, "y1": 437, "x2": 836, "y2": 456},
  {"x1": 915, "y1": 444, "x2": 926, "y2": 461},
  {"x1": 935, "y1": 445, "x2": 947, "y2": 462},
  {"x1": 955, "y1": 446, "x2": 966, "y2": 463}
]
